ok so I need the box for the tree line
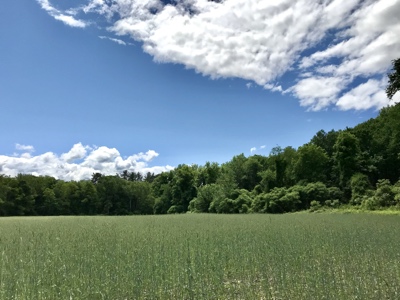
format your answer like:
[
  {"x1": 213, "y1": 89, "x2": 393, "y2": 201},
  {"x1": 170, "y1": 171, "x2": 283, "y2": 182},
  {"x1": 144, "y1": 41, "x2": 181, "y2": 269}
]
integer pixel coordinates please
[{"x1": 1, "y1": 59, "x2": 399, "y2": 216}]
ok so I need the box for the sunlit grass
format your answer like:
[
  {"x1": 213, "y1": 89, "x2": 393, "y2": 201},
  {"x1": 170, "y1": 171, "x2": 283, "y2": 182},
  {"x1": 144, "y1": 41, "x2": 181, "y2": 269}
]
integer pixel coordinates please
[{"x1": 0, "y1": 214, "x2": 399, "y2": 299}]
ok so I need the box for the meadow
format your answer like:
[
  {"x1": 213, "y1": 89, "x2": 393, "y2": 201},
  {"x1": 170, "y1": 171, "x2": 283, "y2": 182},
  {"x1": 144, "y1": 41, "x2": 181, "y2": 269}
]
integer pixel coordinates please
[{"x1": 0, "y1": 213, "x2": 399, "y2": 299}]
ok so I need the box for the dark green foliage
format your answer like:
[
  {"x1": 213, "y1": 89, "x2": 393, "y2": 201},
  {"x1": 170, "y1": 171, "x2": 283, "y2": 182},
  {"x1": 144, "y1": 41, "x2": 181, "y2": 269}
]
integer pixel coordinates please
[
  {"x1": 208, "y1": 189, "x2": 252, "y2": 214},
  {"x1": 268, "y1": 189, "x2": 301, "y2": 213},
  {"x1": 310, "y1": 129, "x2": 339, "y2": 157},
  {"x1": 309, "y1": 200, "x2": 322, "y2": 212},
  {"x1": 374, "y1": 179, "x2": 396, "y2": 207},
  {"x1": 333, "y1": 131, "x2": 361, "y2": 188},
  {"x1": 196, "y1": 162, "x2": 220, "y2": 186},
  {"x1": 299, "y1": 182, "x2": 330, "y2": 207},
  {"x1": 350, "y1": 173, "x2": 372, "y2": 205},
  {"x1": 189, "y1": 184, "x2": 224, "y2": 213},
  {"x1": 386, "y1": 58, "x2": 400, "y2": 99},
  {"x1": 252, "y1": 182, "x2": 337, "y2": 213},
  {"x1": 170, "y1": 164, "x2": 197, "y2": 212},
  {"x1": 294, "y1": 144, "x2": 329, "y2": 183},
  {"x1": 393, "y1": 180, "x2": 400, "y2": 204}
]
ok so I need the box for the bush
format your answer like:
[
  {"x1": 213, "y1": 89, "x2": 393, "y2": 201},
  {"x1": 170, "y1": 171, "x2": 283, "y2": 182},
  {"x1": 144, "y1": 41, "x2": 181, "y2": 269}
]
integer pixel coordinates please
[
  {"x1": 189, "y1": 184, "x2": 224, "y2": 213},
  {"x1": 393, "y1": 180, "x2": 400, "y2": 204},
  {"x1": 327, "y1": 187, "x2": 343, "y2": 202},
  {"x1": 350, "y1": 173, "x2": 372, "y2": 205},
  {"x1": 309, "y1": 200, "x2": 322, "y2": 212},
  {"x1": 167, "y1": 205, "x2": 185, "y2": 214},
  {"x1": 374, "y1": 179, "x2": 395, "y2": 207},
  {"x1": 324, "y1": 199, "x2": 340, "y2": 208},
  {"x1": 361, "y1": 197, "x2": 379, "y2": 210}
]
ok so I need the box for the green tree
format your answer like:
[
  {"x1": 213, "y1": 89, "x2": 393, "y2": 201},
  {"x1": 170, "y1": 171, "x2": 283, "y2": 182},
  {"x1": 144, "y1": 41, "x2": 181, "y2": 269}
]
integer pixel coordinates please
[
  {"x1": 222, "y1": 154, "x2": 247, "y2": 189},
  {"x1": 196, "y1": 162, "x2": 221, "y2": 187},
  {"x1": 350, "y1": 173, "x2": 372, "y2": 205},
  {"x1": 125, "y1": 181, "x2": 154, "y2": 214},
  {"x1": 258, "y1": 169, "x2": 277, "y2": 193},
  {"x1": 80, "y1": 181, "x2": 101, "y2": 215},
  {"x1": 189, "y1": 184, "x2": 224, "y2": 213},
  {"x1": 386, "y1": 58, "x2": 400, "y2": 100},
  {"x1": 372, "y1": 104, "x2": 400, "y2": 183},
  {"x1": 310, "y1": 129, "x2": 339, "y2": 157},
  {"x1": 96, "y1": 176, "x2": 129, "y2": 215},
  {"x1": 170, "y1": 165, "x2": 197, "y2": 212},
  {"x1": 294, "y1": 144, "x2": 329, "y2": 183},
  {"x1": 333, "y1": 131, "x2": 361, "y2": 189},
  {"x1": 0, "y1": 175, "x2": 13, "y2": 215},
  {"x1": 270, "y1": 146, "x2": 286, "y2": 187},
  {"x1": 242, "y1": 155, "x2": 265, "y2": 191},
  {"x1": 152, "y1": 172, "x2": 174, "y2": 214},
  {"x1": 42, "y1": 188, "x2": 59, "y2": 215},
  {"x1": 5, "y1": 175, "x2": 36, "y2": 216}
]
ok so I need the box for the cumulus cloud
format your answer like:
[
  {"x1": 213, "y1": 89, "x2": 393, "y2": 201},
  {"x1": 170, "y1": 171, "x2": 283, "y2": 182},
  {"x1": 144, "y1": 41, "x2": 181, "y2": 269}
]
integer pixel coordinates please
[
  {"x1": 37, "y1": 0, "x2": 400, "y2": 110},
  {"x1": 0, "y1": 143, "x2": 173, "y2": 181},
  {"x1": 15, "y1": 144, "x2": 35, "y2": 152},
  {"x1": 295, "y1": 0, "x2": 400, "y2": 110},
  {"x1": 60, "y1": 142, "x2": 89, "y2": 163},
  {"x1": 290, "y1": 76, "x2": 349, "y2": 111},
  {"x1": 336, "y1": 78, "x2": 400, "y2": 110},
  {"x1": 250, "y1": 147, "x2": 257, "y2": 154}
]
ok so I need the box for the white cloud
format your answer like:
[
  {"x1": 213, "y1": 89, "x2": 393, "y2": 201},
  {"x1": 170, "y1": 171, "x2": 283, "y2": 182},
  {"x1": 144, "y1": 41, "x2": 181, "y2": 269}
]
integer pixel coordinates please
[
  {"x1": 99, "y1": 36, "x2": 127, "y2": 46},
  {"x1": 37, "y1": 0, "x2": 400, "y2": 111},
  {"x1": 61, "y1": 142, "x2": 88, "y2": 163},
  {"x1": 15, "y1": 144, "x2": 35, "y2": 152},
  {"x1": 54, "y1": 15, "x2": 87, "y2": 28},
  {"x1": 336, "y1": 78, "x2": 399, "y2": 110},
  {"x1": 250, "y1": 147, "x2": 257, "y2": 154},
  {"x1": 264, "y1": 83, "x2": 283, "y2": 93},
  {"x1": 290, "y1": 76, "x2": 348, "y2": 111},
  {"x1": 0, "y1": 143, "x2": 173, "y2": 181},
  {"x1": 37, "y1": 0, "x2": 87, "y2": 28},
  {"x1": 393, "y1": 91, "x2": 400, "y2": 103},
  {"x1": 295, "y1": 0, "x2": 400, "y2": 110},
  {"x1": 260, "y1": 145, "x2": 266, "y2": 150}
]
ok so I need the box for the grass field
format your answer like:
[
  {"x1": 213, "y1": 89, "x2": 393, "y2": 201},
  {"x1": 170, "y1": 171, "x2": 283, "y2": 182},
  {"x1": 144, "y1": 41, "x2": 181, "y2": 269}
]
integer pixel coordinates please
[{"x1": 0, "y1": 213, "x2": 399, "y2": 299}]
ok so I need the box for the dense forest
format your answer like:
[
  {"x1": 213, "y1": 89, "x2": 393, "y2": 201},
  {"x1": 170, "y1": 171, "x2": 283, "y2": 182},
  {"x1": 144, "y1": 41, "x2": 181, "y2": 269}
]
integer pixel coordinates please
[{"x1": 1, "y1": 59, "x2": 400, "y2": 216}]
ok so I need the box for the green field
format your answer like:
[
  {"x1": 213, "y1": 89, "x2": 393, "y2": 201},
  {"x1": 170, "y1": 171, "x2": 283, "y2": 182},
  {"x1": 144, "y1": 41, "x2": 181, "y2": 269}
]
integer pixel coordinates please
[{"x1": 0, "y1": 214, "x2": 399, "y2": 299}]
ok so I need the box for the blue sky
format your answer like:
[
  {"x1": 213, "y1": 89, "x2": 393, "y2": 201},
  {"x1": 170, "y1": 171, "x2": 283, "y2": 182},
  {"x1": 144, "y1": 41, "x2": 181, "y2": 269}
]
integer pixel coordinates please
[{"x1": 1, "y1": 0, "x2": 399, "y2": 180}]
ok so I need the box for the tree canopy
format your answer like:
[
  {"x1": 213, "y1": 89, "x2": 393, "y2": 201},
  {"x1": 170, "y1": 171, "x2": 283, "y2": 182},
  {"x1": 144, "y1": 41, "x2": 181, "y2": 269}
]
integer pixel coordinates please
[{"x1": 386, "y1": 58, "x2": 400, "y2": 100}]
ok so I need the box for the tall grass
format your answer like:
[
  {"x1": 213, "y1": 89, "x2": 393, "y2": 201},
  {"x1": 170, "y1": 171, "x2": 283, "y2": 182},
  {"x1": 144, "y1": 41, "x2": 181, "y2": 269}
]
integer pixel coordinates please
[{"x1": 0, "y1": 214, "x2": 399, "y2": 299}]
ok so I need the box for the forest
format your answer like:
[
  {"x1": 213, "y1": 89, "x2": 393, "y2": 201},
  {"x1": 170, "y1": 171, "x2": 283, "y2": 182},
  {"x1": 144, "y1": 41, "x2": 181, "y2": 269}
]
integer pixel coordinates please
[{"x1": 1, "y1": 59, "x2": 400, "y2": 216}]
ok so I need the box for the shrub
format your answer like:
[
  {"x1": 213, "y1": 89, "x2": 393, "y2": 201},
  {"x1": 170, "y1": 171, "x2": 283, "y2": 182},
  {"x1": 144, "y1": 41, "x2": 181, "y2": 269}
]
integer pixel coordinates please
[
  {"x1": 350, "y1": 173, "x2": 372, "y2": 205},
  {"x1": 374, "y1": 179, "x2": 395, "y2": 207},
  {"x1": 309, "y1": 200, "x2": 322, "y2": 212},
  {"x1": 167, "y1": 205, "x2": 185, "y2": 214},
  {"x1": 189, "y1": 184, "x2": 224, "y2": 213},
  {"x1": 324, "y1": 199, "x2": 340, "y2": 208}
]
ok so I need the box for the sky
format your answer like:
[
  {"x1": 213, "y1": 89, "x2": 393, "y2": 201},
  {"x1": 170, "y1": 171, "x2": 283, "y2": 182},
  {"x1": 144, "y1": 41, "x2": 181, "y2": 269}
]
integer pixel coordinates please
[{"x1": 1, "y1": 0, "x2": 399, "y2": 181}]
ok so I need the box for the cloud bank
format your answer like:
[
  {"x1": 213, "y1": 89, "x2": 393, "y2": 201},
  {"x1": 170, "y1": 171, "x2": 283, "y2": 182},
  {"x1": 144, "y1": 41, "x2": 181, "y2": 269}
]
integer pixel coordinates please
[
  {"x1": 38, "y1": 0, "x2": 400, "y2": 111},
  {"x1": 0, "y1": 143, "x2": 174, "y2": 181}
]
